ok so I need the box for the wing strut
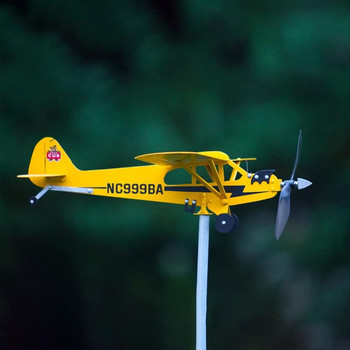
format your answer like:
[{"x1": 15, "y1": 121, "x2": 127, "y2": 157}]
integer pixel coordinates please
[
  {"x1": 183, "y1": 165, "x2": 227, "y2": 200},
  {"x1": 208, "y1": 159, "x2": 228, "y2": 198}
]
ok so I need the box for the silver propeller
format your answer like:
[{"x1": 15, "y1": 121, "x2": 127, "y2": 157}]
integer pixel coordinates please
[
  {"x1": 275, "y1": 130, "x2": 312, "y2": 240},
  {"x1": 290, "y1": 130, "x2": 302, "y2": 180}
]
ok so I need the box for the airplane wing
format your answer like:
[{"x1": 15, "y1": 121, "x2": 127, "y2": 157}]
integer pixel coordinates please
[
  {"x1": 135, "y1": 151, "x2": 230, "y2": 166},
  {"x1": 136, "y1": 151, "x2": 232, "y2": 200},
  {"x1": 135, "y1": 152, "x2": 257, "y2": 201}
]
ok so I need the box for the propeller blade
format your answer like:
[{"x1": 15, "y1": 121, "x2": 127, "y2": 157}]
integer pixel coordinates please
[
  {"x1": 275, "y1": 181, "x2": 293, "y2": 240},
  {"x1": 290, "y1": 130, "x2": 302, "y2": 180}
]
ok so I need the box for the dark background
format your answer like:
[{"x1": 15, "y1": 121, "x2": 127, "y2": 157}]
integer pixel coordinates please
[{"x1": 1, "y1": 1, "x2": 350, "y2": 349}]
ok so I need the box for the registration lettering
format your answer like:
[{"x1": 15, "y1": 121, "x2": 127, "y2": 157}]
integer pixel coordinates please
[{"x1": 107, "y1": 183, "x2": 163, "y2": 195}]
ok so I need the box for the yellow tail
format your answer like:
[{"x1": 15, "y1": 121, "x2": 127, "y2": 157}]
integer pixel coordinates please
[{"x1": 17, "y1": 137, "x2": 78, "y2": 188}]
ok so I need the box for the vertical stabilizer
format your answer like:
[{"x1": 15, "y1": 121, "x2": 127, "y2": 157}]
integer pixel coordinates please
[{"x1": 23, "y1": 137, "x2": 78, "y2": 187}]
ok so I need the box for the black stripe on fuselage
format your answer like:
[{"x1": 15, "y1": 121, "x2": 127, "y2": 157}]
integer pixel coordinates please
[{"x1": 164, "y1": 185, "x2": 263, "y2": 197}]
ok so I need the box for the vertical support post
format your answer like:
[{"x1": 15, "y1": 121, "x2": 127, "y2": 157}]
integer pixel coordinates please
[{"x1": 196, "y1": 215, "x2": 210, "y2": 350}]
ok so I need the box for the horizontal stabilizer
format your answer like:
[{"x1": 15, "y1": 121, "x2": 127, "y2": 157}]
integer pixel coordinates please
[{"x1": 17, "y1": 174, "x2": 65, "y2": 178}]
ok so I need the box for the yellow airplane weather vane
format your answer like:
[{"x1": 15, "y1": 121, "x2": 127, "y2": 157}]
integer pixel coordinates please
[
  {"x1": 18, "y1": 131, "x2": 312, "y2": 350},
  {"x1": 18, "y1": 131, "x2": 311, "y2": 239}
]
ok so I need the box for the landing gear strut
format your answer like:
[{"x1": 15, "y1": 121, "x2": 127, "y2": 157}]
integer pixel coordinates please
[{"x1": 215, "y1": 213, "x2": 239, "y2": 233}]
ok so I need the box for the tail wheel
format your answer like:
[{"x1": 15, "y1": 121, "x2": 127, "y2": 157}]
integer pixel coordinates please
[
  {"x1": 215, "y1": 213, "x2": 239, "y2": 233},
  {"x1": 29, "y1": 196, "x2": 38, "y2": 206}
]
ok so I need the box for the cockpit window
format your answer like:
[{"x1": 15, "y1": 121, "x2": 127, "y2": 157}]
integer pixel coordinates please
[
  {"x1": 164, "y1": 168, "x2": 191, "y2": 185},
  {"x1": 164, "y1": 166, "x2": 213, "y2": 185},
  {"x1": 223, "y1": 164, "x2": 233, "y2": 181},
  {"x1": 195, "y1": 166, "x2": 212, "y2": 183}
]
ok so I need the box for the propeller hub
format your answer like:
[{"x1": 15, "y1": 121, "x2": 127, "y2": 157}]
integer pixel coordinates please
[
  {"x1": 296, "y1": 178, "x2": 312, "y2": 190},
  {"x1": 280, "y1": 179, "x2": 296, "y2": 188}
]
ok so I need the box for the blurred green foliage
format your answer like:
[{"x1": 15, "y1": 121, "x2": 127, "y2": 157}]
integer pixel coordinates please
[{"x1": 1, "y1": 0, "x2": 350, "y2": 349}]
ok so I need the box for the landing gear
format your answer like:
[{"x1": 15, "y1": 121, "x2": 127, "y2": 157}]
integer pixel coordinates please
[{"x1": 215, "y1": 213, "x2": 239, "y2": 233}]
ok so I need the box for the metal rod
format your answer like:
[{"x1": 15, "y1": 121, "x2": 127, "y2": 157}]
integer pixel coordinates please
[
  {"x1": 196, "y1": 215, "x2": 210, "y2": 350},
  {"x1": 35, "y1": 186, "x2": 51, "y2": 200},
  {"x1": 49, "y1": 186, "x2": 93, "y2": 194}
]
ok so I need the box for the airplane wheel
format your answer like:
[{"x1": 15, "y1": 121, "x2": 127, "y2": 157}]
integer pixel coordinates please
[
  {"x1": 29, "y1": 196, "x2": 37, "y2": 206},
  {"x1": 215, "y1": 213, "x2": 239, "y2": 233}
]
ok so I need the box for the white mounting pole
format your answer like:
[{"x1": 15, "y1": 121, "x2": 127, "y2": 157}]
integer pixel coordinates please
[{"x1": 196, "y1": 215, "x2": 210, "y2": 350}]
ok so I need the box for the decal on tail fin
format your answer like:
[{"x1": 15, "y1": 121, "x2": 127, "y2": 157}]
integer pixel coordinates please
[{"x1": 47, "y1": 145, "x2": 61, "y2": 162}]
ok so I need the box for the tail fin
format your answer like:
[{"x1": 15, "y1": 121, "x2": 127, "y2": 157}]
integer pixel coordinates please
[{"x1": 17, "y1": 137, "x2": 78, "y2": 188}]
